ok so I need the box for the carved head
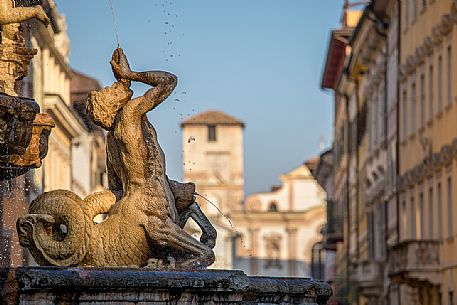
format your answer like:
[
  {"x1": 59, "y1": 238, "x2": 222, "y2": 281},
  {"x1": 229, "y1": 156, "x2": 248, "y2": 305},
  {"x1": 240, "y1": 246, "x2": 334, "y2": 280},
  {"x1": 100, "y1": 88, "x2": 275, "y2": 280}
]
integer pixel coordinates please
[{"x1": 86, "y1": 82, "x2": 132, "y2": 131}]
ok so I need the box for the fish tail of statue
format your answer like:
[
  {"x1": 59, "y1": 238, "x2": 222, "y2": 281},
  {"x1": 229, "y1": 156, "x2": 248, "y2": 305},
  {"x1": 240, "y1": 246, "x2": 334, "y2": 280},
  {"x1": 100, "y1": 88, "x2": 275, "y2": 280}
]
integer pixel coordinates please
[{"x1": 16, "y1": 190, "x2": 92, "y2": 266}]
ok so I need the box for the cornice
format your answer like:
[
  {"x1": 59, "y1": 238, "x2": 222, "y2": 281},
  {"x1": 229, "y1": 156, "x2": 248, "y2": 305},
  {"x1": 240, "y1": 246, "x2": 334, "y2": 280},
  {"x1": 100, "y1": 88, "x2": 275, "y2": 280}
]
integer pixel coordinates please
[
  {"x1": 398, "y1": 140, "x2": 457, "y2": 191},
  {"x1": 400, "y1": 7, "x2": 456, "y2": 79}
]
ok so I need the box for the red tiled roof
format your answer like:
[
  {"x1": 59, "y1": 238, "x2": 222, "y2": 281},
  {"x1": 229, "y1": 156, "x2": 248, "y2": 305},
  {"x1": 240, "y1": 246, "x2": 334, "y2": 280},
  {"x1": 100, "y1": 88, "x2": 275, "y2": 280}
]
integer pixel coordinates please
[{"x1": 181, "y1": 110, "x2": 244, "y2": 127}]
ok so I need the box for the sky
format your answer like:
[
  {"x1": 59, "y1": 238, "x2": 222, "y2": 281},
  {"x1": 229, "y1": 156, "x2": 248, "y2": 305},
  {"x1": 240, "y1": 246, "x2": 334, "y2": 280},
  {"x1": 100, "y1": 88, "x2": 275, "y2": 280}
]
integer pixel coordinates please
[{"x1": 55, "y1": 0, "x2": 342, "y2": 196}]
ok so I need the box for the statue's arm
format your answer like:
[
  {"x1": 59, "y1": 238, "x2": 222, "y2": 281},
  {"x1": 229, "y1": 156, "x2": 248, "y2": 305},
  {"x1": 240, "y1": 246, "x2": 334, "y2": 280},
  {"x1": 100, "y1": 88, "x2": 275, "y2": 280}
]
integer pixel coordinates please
[
  {"x1": 130, "y1": 71, "x2": 177, "y2": 109},
  {"x1": 110, "y1": 48, "x2": 177, "y2": 115},
  {"x1": 0, "y1": 1, "x2": 49, "y2": 26}
]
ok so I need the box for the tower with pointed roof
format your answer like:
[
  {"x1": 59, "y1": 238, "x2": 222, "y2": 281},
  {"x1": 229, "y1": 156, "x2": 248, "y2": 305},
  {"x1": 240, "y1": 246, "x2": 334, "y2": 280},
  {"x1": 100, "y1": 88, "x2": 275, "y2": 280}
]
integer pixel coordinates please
[{"x1": 181, "y1": 110, "x2": 245, "y2": 269}]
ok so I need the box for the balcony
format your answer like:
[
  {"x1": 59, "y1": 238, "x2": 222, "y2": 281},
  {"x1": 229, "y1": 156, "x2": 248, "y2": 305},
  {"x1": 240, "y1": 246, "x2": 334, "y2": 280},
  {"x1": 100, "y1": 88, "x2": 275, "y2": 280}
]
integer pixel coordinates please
[
  {"x1": 323, "y1": 200, "x2": 344, "y2": 249},
  {"x1": 388, "y1": 240, "x2": 441, "y2": 285},
  {"x1": 352, "y1": 260, "x2": 384, "y2": 296}
]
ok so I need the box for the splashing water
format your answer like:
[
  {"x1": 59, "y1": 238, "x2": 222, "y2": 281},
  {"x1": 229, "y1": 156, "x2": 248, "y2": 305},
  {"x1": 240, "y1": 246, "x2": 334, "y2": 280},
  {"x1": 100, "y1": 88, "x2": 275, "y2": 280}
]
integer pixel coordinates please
[
  {"x1": 194, "y1": 192, "x2": 234, "y2": 229},
  {"x1": 107, "y1": 0, "x2": 121, "y2": 47},
  {"x1": 193, "y1": 192, "x2": 248, "y2": 250}
]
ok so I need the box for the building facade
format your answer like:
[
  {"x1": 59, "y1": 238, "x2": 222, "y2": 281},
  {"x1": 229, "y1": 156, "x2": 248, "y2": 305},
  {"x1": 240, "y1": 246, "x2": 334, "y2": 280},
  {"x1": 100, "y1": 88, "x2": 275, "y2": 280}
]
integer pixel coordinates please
[
  {"x1": 232, "y1": 160, "x2": 327, "y2": 277},
  {"x1": 321, "y1": 5, "x2": 361, "y2": 304},
  {"x1": 181, "y1": 110, "x2": 245, "y2": 269},
  {"x1": 0, "y1": 0, "x2": 106, "y2": 267},
  {"x1": 322, "y1": 0, "x2": 457, "y2": 304},
  {"x1": 396, "y1": 0, "x2": 457, "y2": 304}
]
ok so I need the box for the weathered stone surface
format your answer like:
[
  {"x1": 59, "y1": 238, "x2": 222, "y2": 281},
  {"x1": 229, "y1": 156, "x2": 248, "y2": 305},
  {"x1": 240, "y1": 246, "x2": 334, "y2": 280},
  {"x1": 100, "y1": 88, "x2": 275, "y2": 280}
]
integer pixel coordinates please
[
  {"x1": 0, "y1": 93, "x2": 39, "y2": 155},
  {"x1": 17, "y1": 48, "x2": 217, "y2": 270},
  {"x1": 0, "y1": 0, "x2": 49, "y2": 96},
  {"x1": 0, "y1": 94, "x2": 54, "y2": 180},
  {"x1": 0, "y1": 267, "x2": 332, "y2": 305},
  {"x1": 0, "y1": 0, "x2": 54, "y2": 180}
]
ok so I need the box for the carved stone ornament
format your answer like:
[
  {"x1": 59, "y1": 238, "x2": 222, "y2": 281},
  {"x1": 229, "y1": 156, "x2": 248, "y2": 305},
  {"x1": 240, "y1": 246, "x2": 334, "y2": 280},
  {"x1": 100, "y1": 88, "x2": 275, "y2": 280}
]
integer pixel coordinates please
[
  {"x1": 441, "y1": 144, "x2": 453, "y2": 166},
  {"x1": 415, "y1": 46, "x2": 426, "y2": 63},
  {"x1": 17, "y1": 48, "x2": 217, "y2": 270},
  {"x1": 440, "y1": 14, "x2": 453, "y2": 35},
  {"x1": 0, "y1": 0, "x2": 54, "y2": 180},
  {"x1": 452, "y1": 138, "x2": 457, "y2": 157},
  {"x1": 433, "y1": 25, "x2": 443, "y2": 45}
]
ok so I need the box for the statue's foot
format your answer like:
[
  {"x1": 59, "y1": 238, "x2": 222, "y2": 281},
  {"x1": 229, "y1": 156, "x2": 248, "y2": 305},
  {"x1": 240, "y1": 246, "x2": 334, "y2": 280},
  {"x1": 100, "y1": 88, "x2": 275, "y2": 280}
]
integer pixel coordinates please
[{"x1": 145, "y1": 256, "x2": 176, "y2": 270}]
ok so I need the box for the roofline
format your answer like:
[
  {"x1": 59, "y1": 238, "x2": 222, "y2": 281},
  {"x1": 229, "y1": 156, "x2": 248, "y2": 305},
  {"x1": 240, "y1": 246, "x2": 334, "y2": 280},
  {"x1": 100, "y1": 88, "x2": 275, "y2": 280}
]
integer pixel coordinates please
[
  {"x1": 180, "y1": 121, "x2": 245, "y2": 128},
  {"x1": 320, "y1": 28, "x2": 354, "y2": 90}
]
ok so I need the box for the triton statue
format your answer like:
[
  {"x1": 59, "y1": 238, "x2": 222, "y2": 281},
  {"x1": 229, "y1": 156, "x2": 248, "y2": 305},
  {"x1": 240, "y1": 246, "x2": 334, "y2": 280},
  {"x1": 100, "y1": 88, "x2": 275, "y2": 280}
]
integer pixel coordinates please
[{"x1": 17, "y1": 48, "x2": 217, "y2": 270}]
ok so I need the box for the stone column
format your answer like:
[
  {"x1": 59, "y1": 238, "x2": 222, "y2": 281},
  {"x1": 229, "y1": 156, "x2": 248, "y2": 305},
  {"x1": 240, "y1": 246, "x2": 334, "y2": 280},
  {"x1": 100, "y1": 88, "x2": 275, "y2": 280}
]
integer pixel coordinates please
[
  {"x1": 249, "y1": 228, "x2": 259, "y2": 275},
  {"x1": 287, "y1": 228, "x2": 298, "y2": 276}
]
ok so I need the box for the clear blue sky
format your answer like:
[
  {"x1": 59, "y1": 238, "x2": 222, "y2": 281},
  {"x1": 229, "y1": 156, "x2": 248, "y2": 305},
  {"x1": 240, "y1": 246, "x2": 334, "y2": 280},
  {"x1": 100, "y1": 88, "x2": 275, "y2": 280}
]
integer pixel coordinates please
[{"x1": 56, "y1": 0, "x2": 342, "y2": 196}]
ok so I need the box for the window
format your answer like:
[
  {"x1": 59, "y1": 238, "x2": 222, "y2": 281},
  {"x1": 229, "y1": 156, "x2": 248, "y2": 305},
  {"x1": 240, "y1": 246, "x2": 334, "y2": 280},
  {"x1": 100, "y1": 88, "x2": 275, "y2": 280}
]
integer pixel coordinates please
[
  {"x1": 448, "y1": 44, "x2": 452, "y2": 106},
  {"x1": 208, "y1": 125, "x2": 216, "y2": 142},
  {"x1": 371, "y1": 98, "x2": 378, "y2": 147},
  {"x1": 448, "y1": 176, "x2": 453, "y2": 238},
  {"x1": 368, "y1": 211, "x2": 375, "y2": 258},
  {"x1": 264, "y1": 234, "x2": 282, "y2": 269},
  {"x1": 402, "y1": 194, "x2": 407, "y2": 240},
  {"x1": 411, "y1": 80, "x2": 417, "y2": 133},
  {"x1": 311, "y1": 242, "x2": 325, "y2": 280},
  {"x1": 404, "y1": 0, "x2": 409, "y2": 30},
  {"x1": 450, "y1": 291, "x2": 454, "y2": 305},
  {"x1": 429, "y1": 62, "x2": 434, "y2": 120},
  {"x1": 429, "y1": 184, "x2": 434, "y2": 238},
  {"x1": 438, "y1": 54, "x2": 443, "y2": 112},
  {"x1": 378, "y1": 84, "x2": 385, "y2": 141},
  {"x1": 402, "y1": 89, "x2": 408, "y2": 140},
  {"x1": 419, "y1": 191, "x2": 425, "y2": 238},
  {"x1": 438, "y1": 181, "x2": 443, "y2": 239},
  {"x1": 268, "y1": 201, "x2": 278, "y2": 212},
  {"x1": 413, "y1": 0, "x2": 418, "y2": 19},
  {"x1": 411, "y1": 192, "x2": 416, "y2": 239},
  {"x1": 420, "y1": 72, "x2": 425, "y2": 127}
]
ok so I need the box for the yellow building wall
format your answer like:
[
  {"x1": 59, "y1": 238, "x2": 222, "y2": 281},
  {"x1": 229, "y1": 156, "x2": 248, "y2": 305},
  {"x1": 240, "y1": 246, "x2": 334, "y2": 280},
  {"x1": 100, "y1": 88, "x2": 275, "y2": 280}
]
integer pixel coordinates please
[{"x1": 399, "y1": 0, "x2": 457, "y2": 302}]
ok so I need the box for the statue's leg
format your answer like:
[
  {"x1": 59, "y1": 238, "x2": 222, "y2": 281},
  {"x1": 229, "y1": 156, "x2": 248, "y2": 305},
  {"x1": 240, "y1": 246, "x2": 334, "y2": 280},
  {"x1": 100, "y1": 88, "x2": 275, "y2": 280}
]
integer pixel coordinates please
[
  {"x1": 144, "y1": 217, "x2": 215, "y2": 269},
  {"x1": 178, "y1": 203, "x2": 217, "y2": 249},
  {"x1": 167, "y1": 178, "x2": 195, "y2": 214}
]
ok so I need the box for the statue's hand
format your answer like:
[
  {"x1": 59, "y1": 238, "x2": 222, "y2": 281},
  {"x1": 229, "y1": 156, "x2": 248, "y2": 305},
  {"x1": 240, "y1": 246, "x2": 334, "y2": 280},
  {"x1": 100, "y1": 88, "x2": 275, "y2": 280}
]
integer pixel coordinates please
[
  {"x1": 110, "y1": 48, "x2": 132, "y2": 81},
  {"x1": 35, "y1": 6, "x2": 50, "y2": 27}
]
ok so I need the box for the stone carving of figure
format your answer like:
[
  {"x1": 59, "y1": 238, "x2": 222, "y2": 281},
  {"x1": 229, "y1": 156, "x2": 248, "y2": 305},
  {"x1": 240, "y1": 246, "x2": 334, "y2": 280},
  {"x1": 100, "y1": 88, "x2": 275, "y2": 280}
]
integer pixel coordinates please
[
  {"x1": 0, "y1": 0, "x2": 49, "y2": 95},
  {"x1": 17, "y1": 48, "x2": 216, "y2": 269}
]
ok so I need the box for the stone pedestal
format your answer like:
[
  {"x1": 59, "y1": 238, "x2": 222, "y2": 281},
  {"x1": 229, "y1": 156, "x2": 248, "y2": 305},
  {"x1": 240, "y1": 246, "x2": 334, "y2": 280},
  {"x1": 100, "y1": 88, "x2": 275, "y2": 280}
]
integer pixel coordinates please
[{"x1": 0, "y1": 267, "x2": 332, "y2": 305}]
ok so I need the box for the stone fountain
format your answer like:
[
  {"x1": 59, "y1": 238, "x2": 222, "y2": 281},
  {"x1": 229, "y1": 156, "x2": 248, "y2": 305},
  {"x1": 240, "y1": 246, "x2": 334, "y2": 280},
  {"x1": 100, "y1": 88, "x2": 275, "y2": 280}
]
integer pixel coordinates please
[
  {"x1": 0, "y1": 4, "x2": 332, "y2": 304},
  {"x1": 0, "y1": 0, "x2": 54, "y2": 180}
]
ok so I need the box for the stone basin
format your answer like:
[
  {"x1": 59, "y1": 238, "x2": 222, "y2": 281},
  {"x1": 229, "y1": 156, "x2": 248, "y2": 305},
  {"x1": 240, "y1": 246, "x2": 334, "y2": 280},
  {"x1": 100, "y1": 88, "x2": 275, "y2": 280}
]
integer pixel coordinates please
[{"x1": 0, "y1": 267, "x2": 332, "y2": 305}]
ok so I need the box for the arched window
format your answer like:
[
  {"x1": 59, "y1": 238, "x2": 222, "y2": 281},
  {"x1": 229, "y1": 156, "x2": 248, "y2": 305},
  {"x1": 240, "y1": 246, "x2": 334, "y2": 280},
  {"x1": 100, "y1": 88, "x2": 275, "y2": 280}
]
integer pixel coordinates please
[
  {"x1": 264, "y1": 234, "x2": 282, "y2": 269},
  {"x1": 268, "y1": 201, "x2": 278, "y2": 212},
  {"x1": 311, "y1": 242, "x2": 325, "y2": 280}
]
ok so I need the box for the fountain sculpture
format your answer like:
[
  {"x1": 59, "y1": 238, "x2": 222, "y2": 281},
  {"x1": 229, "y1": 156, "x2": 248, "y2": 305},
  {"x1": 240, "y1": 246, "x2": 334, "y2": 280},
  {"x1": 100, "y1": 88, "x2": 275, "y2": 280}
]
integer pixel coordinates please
[
  {"x1": 0, "y1": 2, "x2": 332, "y2": 304},
  {"x1": 17, "y1": 48, "x2": 217, "y2": 269},
  {"x1": 0, "y1": 0, "x2": 54, "y2": 180}
]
